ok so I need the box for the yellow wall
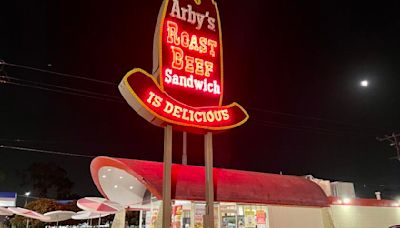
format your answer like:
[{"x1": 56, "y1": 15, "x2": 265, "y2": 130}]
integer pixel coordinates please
[
  {"x1": 267, "y1": 205, "x2": 325, "y2": 228},
  {"x1": 330, "y1": 205, "x2": 400, "y2": 228}
]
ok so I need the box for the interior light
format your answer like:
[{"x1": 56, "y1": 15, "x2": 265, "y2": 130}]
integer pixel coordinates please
[
  {"x1": 129, "y1": 186, "x2": 134, "y2": 190},
  {"x1": 114, "y1": 185, "x2": 118, "y2": 188},
  {"x1": 102, "y1": 175, "x2": 107, "y2": 178},
  {"x1": 343, "y1": 198, "x2": 351, "y2": 204}
]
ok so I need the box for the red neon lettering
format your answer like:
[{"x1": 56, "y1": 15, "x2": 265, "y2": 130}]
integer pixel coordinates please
[
  {"x1": 184, "y1": 56, "x2": 194, "y2": 73},
  {"x1": 165, "y1": 20, "x2": 217, "y2": 58},
  {"x1": 195, "y1": 58, "x2": 204, "y2": 76},
  {"x1": 188, "y1": 35, "x2": 199, "y2": 51},
  {"x1": 199, "y1": 37, "x2": 207, "y2": 54},
  {"x1": 171, "y1": 46, "x2": 184, "y2": 70},
  {"x1": 204, "y1": 61, "x2": 213, "y2": 77},
  {"x1": 169, "y1": 48, "x2": 214, "y2": 77},
  {"x1": 167, "y1": 21, "x2": 180, "y2": 45},
  {"x1": 207, "y1": 39, "x2": 217, "y2": 57},
  {"x1": 181, "y1": 31, "x2": 190, "y2": 48}
]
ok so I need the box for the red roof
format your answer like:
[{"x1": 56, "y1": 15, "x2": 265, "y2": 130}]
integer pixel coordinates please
[{"x1": 91, "y1": 156, "x2": 328, "y2": 207}]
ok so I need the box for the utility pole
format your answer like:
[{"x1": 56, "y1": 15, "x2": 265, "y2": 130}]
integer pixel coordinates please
[{"x1": 377, "y1": 133, "x2": 400, "y2": 161}]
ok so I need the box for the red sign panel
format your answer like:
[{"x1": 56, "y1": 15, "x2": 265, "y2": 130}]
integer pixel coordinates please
[
  {"x1": 119, "y1": 0, "x2": 248, "y2": 133},
  {"x1": 158, "y1": 0, "x2": 223, "y2": 107}
]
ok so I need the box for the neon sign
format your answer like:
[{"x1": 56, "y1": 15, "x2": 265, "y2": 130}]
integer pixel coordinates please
[{"x1": 119, "y1": 0, "x2": 248, "y2": 133}]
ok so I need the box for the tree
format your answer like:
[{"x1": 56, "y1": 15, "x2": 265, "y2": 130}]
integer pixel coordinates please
[
  {"x1": 20, "y1": 162, "x2": 74, "y2": 199},
  {"x1": 10, "y1": 199, "x2": 81, "y2": 227}
]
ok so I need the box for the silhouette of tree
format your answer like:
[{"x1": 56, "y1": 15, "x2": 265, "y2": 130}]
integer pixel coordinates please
[
  {"x1": 20, "y1": 162, "x2": 74, "y2": 199},
  {"x1": 0, "y1": 169, "x2": 5, "y2": 183}
]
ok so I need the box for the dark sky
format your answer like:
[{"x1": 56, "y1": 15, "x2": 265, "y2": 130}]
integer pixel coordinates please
[{"x1": 1, "y1": 0, "x2": 400, "y2": 200}]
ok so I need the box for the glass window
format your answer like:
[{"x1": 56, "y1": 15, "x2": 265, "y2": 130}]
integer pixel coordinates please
[
  {"x1": 237, "y1": 205, "x2": 269, "y2": 228},
  {"x1": 220, "y1": 203, "x2": 237, "y2": 228}
]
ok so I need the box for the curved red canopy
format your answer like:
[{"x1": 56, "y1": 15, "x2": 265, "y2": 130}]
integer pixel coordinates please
[{"x1": 91, "y1": 156, "x2": 328, "y2": 207}]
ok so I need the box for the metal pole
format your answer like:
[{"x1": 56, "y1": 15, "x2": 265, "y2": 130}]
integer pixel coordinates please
[
  {"x1": 25, "y1": 219, "x2": 29, "y2": 228},
  {"x1": 139, "y1": 210, "x2": 143, "y2": 228},
  {"x1": 162, "y1": 125, "x2": 173, "y2": 228},
  {"x1": 182, "y1": 132, "x2": 187, "y2": 165},
  {"x1": 204, "y1": 132, "x2": 214, "y2": 228}
]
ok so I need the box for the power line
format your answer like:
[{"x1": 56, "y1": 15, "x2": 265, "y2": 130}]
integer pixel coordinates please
[
  {"x1": 248, "y1": 107, "x2": 383, "y2": 132},
  {"x1": 0, "y1": 138, "x2": 135, "y2": 146},
  {"x1": 377, "y1": 133, "x2": 400, "y2": 161},
  {"x1": 3, "y1": 81, "x2": 124, "y2": 103},
  {"x1": 0, "y1": 145, "x2": 95, "y2": 158},
  {"x1": 0, "y1": 61, "x2": 387, "y2": 136},
  {"x1": 250, "y1": 119, "x2": 376, "y2": 137},
  {"x1": 2, "y1": 75, "x2": 122, "y2": 100},
  {"x1": 2, "y1": 61, "x2": 117, "y2": 86}
]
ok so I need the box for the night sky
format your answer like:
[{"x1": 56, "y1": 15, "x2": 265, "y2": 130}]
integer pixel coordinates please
[{"x1": 1, "y1": 0, "x2": 400, "y2": 200}]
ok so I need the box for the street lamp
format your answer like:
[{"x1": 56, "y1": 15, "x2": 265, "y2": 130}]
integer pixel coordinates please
[{"x1": 24, "y1": 192, "x2": 31, "y2": 207}]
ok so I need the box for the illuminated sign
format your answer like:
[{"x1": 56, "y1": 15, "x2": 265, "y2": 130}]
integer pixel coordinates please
[{"x1": 119, "y1": 0, "x2": 248, "y2": 133}]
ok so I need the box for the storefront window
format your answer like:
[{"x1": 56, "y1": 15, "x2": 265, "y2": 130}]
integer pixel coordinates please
[
  {"x1": 194, "y1": 203, "x2": 206, "y2": 228},
  {"x1": 220, "y1": 203, "x2": 237, "y2": 228},
  {"x1": 237, "y1": 205, "x2": 268, "y2": 228},
  {"x1": 173, "y1": 200, "x2": 192, "y2": 228}
]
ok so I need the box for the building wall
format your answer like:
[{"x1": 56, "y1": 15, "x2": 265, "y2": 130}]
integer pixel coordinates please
[
  {"x1": 267, "y1": 205, "x2": 325, "y2": 228},
  {"x1": 330, "y1": 205, "x2": 400, "y2": 228}
]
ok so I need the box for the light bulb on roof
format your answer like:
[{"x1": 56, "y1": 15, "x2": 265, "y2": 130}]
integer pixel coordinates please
[
  {"x1": 114, "y1": 185, "x2": 118, "y2": 188},
  {"x1": 129, "y1": 186, "x2": 134, "y2": 190},
  {"x1": 119, "y1": 176, "x2": 123, "y2": 179},
  {"x1": 107, "y1": 168, "x2": 112, "y2": 172},
  {"x1": 102, "y1": 175, "x2": 107, "y2": 178}
]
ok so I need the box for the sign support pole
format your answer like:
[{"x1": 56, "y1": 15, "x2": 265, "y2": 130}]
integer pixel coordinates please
[
  {"x1": 182, "y1": 132, "x2": 187, "y2": 165},
  {"x1": 162, "y1": 125, "x2": 173, "y2": 228},
  {"x1": 204, "y1": 132, "x2": 214, "y2": 228}
]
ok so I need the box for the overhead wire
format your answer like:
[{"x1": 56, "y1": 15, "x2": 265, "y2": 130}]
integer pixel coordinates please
[
  {"x1": 248, "y1": 107, "x2": 384, "y2": 132},
  {"x1": 2, "y1": 61, "x2": 117, "y2": 86},
  {"x1": 4, "y1": 81, "x2": 124, "y2": 103},
  {"x1": 250, "y1": 119, "x2": 377, "y2": 137},
  {"x1": 2, "y1": 75, "x2": 122, "y2": 100},
  {"x1": 0, "y1": 145, "x2": 95, "y2": 158},
  {"x1": 1, "y1": 60, "x2": 384, "y2": 136}
]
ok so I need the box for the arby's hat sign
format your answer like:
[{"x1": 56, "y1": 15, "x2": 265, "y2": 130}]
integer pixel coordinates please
[{"x1": 119, "y1": 0, "x2": 248, "y2": 133}]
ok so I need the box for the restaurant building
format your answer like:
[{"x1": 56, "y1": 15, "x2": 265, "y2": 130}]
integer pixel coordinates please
[{"x1": 90, "y1": 156, "x2": 400, "y2": 228}]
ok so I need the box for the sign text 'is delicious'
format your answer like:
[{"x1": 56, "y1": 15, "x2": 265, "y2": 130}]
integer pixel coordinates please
[{"x1": 119, "y1": 0, "x2": 248, "y2": 133}]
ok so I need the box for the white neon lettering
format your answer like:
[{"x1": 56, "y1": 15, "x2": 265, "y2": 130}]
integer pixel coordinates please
[
  {"x1": 221, "y1": 109, "x2": 229, "y2": 120},
  {"x1": 164, "y1": 68, "x2": 221, "y2": 95},
  {"x1": 194, "y1": 112, "x2": 202, "y2": 122},
  {"x1": 147, "y1": 91, "x2": 156, "y2": 104},
  {"x1": 168, "y1": 0, "x2": 216, "y2": 31},
  {"x1": 165, "y1": 68, "x2": 173, "y2": 84},
  {"x1": 164, "y1": 101, "x2": 174, "y2": 114},
  {"x1": 146, "y1": 91, "x2": 231, "y2": 125}
]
